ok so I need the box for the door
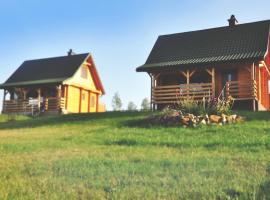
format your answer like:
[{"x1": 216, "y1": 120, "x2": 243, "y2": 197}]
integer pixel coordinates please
[{"x1": 222, "y1": 70, "x2": 237, "y2": 98}]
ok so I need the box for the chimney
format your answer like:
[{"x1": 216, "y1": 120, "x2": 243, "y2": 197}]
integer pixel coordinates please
[
  {"x1": 228, "y1": 15, "x2": 238, "y2": 27},
  {"x1": 67, "y1": 49, "x2": 73, "y2": 56}
]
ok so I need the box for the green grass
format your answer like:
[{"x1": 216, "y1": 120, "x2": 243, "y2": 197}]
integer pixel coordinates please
[{"x1": 0, "y1": 111, "x2": 270, "y2": 199}]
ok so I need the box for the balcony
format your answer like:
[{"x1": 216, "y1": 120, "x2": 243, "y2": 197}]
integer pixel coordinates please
[
  {"x1": 2, "y1": 97, "x2": 65, "y2": 115},
  {"x1": 152, "y1": 83, "x2": 213, "y2": 104},
  {"x1": 225, "y1": 80, "x2": 257, "y2": 100}
]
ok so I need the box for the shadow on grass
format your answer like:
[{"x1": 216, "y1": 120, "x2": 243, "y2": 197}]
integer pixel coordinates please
[
  {"x1": 236, "y1": 111, "x2": 270, "y2": 121},
  {"x1": 105, "y1": 138, "x2": 270, "y2": 150},
  {"x1": 1, "y1": 111, "x2": 269, "y2": 130},
  {"x1": 0, "y1": 111, "x2": 149, "y2": 130},
  {"x1": 256, "y1": 164, "x2": 270, "y2": 199},
  {"x1": 256, "y1": 180, "x2": 270, "y2": 199},
  {"x1": 123, "y1": 111, "x2": 270, "y2": 128}
]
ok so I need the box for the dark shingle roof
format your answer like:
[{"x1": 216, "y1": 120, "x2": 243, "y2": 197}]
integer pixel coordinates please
[
  {"x1": 1, "y1": 53, "x2": 89, "y2": 88},
  {"x1": 136, "y1": 20, "x2": 270, "y2": 72}
]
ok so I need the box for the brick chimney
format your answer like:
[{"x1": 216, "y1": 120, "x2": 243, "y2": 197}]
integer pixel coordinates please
[
  {"x1": 228, "y1": 15, "x2": 238, "y2": 27},
  {"x1": 67, "y1": 49, "x2": 74, "y2": 56}
]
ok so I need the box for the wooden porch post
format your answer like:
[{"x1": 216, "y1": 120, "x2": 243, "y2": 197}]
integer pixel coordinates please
[
  {"x1": 149, "y1": 73, "x2": 154, "y2": 111},
  {"x1": 22, "y1": 90, "x2": 27, "y2": 100},
  {"x1": 57, "y1": 85, "x2": 62, "y2": 112},
  {"x1": 37, "y1": 89, "x2": 41, "y2": 112},
  {"x1": 65, "y1": 85, "x2": 68, "y2": 110},
  {"x1": 96, "y1": 93, "x2": 99, "y2": 112},
  {"x1": 79, "y1": 88, "x2": 82, "y2": 113},
  {"x1": 212, "y1": 68, "x2": 215, "y2": 97},
  {"x1": 150, "y1": 73, "x2": 158, "y2": 111},
  {"x1": 205, "y1": 68, "x2": 215, "y2": 97},
  {"x1": 2, "y1": 89, "x2": 7, "y2": 113},
  {"x1": 251, "y1": 63, "x2": 256, "y2": 111},
  {"x1": 186, "y1": 70, "x2": 190, "y2": 97},
  {"x1": 88, "y1": 91, "x2": 91, "y2": 113}
]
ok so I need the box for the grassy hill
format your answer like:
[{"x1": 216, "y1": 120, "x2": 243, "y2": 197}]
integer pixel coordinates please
[{"x1": 0, "y1": 111, "x2": 270, "y2": 199}]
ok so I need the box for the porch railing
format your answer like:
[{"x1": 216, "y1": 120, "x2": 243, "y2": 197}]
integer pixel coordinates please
[
  {"x1": 2, "y1": 97, "x2": 65, "y2": 115},
  {"x1": 152, "y1": 83, "x2": 213, "y2": 104},
  {"x1": 225, "y1": 80, "x2": 257, "y2": 100}
]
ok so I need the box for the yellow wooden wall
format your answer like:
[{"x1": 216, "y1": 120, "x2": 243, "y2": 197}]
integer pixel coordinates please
[
  {"x1": 89, "y1": 93, "x2": 97, "y2": 112},
  {"x1": 63, "y1": 64, "x2": 104, "y2": 113},
  {"x1": 65, "y1": 85, "x2": 99, "y2": 113},
  {"x1": 64, "y1": 65, "x2": 98, "y2": 91},
  {"x1": 67, "y1": 86, "x2": 80, "y2": 113},
  {"x1": 81, "y1": 90, "x2": 89, "y2": 113}
]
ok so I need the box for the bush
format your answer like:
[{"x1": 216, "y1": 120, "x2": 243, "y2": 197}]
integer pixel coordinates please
[{"x1": 175, "y1": 95, "x2": 234, "y2": 115}]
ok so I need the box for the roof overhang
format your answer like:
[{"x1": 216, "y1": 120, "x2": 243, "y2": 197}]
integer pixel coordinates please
[
  {"x1": 0, "y1": 77, "x2": 67, "y2": 89},
  {"x1": 86, "y1": 54, "x2": 105, "y2": 95},
  {"x1": 136, "y1": 55, "x2": 265, "y2": 72}
]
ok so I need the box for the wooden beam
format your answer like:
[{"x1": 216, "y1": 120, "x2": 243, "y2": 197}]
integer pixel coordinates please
[
  {"x1": 180, "y1": 71, "x2": 187, "y2": 78},
  {"x1": 2, "y1": 89, "x2": 7, "y2": 113},
  {"x1": 150, "y1": 73, "x2": 153, "y2": 111},
  {"x1": 88, "y1": 90, "x2": 91, "y2": 113},
  {"x1": 186, "y1": 69, "x2": 190, "y2": 84},
  {"x1": 79, "y1": 88, "x2": 82, "y2": 113},
  {"x1": 37, "y1": 88, "x2": 41, "y2": 112},
  {"x1": 258, "y1": 67, "x2": 261, "y2": 102},
  {"x1": 205, "y1": 68, "x2": 212, "y2": 76},
  {"x1": 186, "y1": 70, "x2": 190, "y2": 97},
  {"x1": 189, "y1": 69, "x2": 196, "y2": 78},
  {"x1": 259, "y1": 61, "x2": 270, "y2": 76},
  {"x1": 251, "y1": 63, "x2": 255, "y2": 80},
  {"x1": 96, "y1": 93, "x2": 99, "y2": 112},
  {"x1": 212, "y1": 67, "x2": 215, "y2": 97},
  {"x1": 244, "y1": 66, "x2": 251, "y2": 73},
  {"x1": 65, "y1": 85, "x2": 69, "y2": 110},
  {"x1": 154, "y1": 73, "x2": 160, "y2": 80}
]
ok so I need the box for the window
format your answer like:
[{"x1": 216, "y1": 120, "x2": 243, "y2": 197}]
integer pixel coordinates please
[
  {"x1": 91, "y1": 95, "x2": 95, "y2": 107},
  {"x1": 81, "y1": 67, "x2": 88, "y2": 79},
  {"x1": 82, "y1": 93, "x2": 86, "y2": 100}
]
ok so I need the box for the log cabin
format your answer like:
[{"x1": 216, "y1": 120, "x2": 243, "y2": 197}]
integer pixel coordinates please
[
  {"x1": 136, "y1": 16, "x2": 270, "y2": 111},
  {"x1": 0, "y1": 50, "x2": 105, "y2": 115}
]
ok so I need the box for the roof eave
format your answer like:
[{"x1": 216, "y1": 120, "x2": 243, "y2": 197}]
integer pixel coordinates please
[
  {"x1": 136, "y1": 57, "x2": 265, "y2": 72},
  {"x1": 0, "y1": 77, "x2": 67, "y2": 89}
]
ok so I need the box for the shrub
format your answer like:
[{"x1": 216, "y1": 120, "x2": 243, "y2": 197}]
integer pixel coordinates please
[{"x1": 175, "y1": 95, "x2": 234, "y2": 115}]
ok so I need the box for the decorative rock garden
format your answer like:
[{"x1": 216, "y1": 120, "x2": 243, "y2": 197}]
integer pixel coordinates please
[{"x1": 146, "y1": 109, "x2": 245, "y2": 127}]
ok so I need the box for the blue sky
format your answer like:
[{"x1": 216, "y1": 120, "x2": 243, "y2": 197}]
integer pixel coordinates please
[{"x1": 0, "y1": 0, "x2": 269, "y2": 110}]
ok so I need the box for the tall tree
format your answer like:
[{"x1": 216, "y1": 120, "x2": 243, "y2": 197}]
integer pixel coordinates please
[
  {"x1": 127, "y1": 101, "x2": 137, "y2": 111},
  {"x1": 111, "y1": 92, "x2": 122, "y2": 111},
  {"x1": 141, "y1": 98, "x2": 150, "y2": 111}
]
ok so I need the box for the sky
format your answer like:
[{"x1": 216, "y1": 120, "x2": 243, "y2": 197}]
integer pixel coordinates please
[{"x1": 0, "y1": 0, "x2": 269, "y2": 111}]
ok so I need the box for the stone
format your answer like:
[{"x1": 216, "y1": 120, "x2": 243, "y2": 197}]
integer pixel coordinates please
[
  {"x1": 209, "y1": 115, "x2": 222, "y2": 124},
  {"x1": 235, "y1": 115, "x2": 245, "y2": 123},
  {"x1": 180, "y1": 116, "x2": 190, "y2": 126},
  {"x1": 221, "y1": 114, "x2": 227, "y2": 124},
  {"x1": 200, "y1": 119, "x2": 207, "y2": 125}
]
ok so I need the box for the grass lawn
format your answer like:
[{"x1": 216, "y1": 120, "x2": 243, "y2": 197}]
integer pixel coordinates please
[{"x1": 0, "y1": 111, "x2": 270, "y2": 199}]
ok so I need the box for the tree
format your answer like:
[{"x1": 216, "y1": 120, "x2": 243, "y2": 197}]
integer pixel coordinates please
[
  {"x1": 111, "y1": 92, "x2": 122, "y2": 111},
  {"x1": 141, "y1": 98, "x2": 150, "y2": 111},
  {"x1": 127, "y1": 101, "x2": 137, "y2": 111}
]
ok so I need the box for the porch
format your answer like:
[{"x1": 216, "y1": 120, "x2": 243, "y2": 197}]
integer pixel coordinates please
[
  {"x1": 2, "y1": 85, "x2": 65, "y2": 115},
  {"x1": 2, "y1": 97, "x2": 65, "y2": 115},
  {"x1": 150, "y1": 66, "x2": 258, "y2": 109}
]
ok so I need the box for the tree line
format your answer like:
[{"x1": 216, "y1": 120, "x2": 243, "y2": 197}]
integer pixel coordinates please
[{"x1": 111, "y1": 92, "x2": 150, "y2": 111}]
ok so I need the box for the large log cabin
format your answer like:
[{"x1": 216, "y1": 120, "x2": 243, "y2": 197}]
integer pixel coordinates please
[
  {"x1": 137, "y1": 16, "x2": 270, "y2": 111},
  {"x1": 0, "y1": 51, "x2": 105, "y2": 115}
]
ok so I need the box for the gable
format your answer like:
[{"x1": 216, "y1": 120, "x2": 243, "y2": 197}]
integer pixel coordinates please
[
  {"x1": 63, "y1": 55, "x2": 105, "y2": 94},
  {"x1": 137, "y1": 20, "x2": 270, "y2": 72},
  {"x1": 64, "y1": 64, "x2": 97, "y2": 91}
]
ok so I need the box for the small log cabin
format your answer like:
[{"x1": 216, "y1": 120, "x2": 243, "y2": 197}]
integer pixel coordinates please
[
  {"x1": 0, "y1": 51, "x2": 105, "y2": 115},
  {"x1": 136, "y1": 16, "x2": 270, "y2": 111}
]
